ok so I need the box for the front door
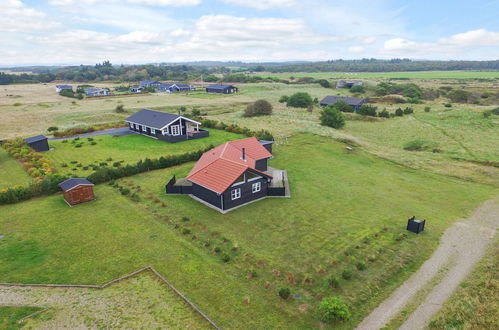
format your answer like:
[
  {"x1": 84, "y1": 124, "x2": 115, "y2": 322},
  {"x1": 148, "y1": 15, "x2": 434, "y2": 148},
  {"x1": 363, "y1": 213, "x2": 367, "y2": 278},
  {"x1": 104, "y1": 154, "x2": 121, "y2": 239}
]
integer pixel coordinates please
[{"x1": 171, "y1": 125, "x2": 180, "y2": 136}]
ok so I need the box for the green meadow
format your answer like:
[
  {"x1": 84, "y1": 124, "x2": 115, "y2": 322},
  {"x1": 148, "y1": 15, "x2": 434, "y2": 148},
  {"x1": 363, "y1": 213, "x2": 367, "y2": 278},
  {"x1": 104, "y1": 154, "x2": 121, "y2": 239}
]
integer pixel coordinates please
[{"x1": 0, "y1": 134, "x2": 495, "y2": 328}]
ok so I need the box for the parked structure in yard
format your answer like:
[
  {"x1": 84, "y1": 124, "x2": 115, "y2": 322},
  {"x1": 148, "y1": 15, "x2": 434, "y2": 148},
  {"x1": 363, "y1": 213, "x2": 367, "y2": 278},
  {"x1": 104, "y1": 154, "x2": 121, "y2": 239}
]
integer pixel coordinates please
[
  {"x1": 55, "y1": 85, "x2": 73, "y2": 92},
  {"x1": 336, "y1": 80, "x2": 363, "y2": 88},
  {"x1": 139, "y1": 80, "x2": 161, "y2": 89},
  {"x1": 58, "y1": 178, "x2": 95, "y2": 206},
  {"x1": 320, "y1": 96, "x2": 367, "y2": 110},
  {"x1": 206, "y1": 84, "x2": 238, "y2": 94},
  {"x1": 84, "y1": 87, "x2": 110, "y2": 97},
  {"x1": 125, "y1": 109, "x2": 208, "y2": 143},
  {"x1": 166, "y1": 137, "x2": 290, "y2": 213},
  {"x1": 24, "y1": 135, "x2": 49, "y2": 152},
  {"x1": 130, "y1": 86, "x2": 143, "y2": 93},
  {"x1": 158, "y1": 82, "x2": 196, "y2": 93},
  {"x1": 407, "y1": 216, "x2": 426, "y2": 234}
]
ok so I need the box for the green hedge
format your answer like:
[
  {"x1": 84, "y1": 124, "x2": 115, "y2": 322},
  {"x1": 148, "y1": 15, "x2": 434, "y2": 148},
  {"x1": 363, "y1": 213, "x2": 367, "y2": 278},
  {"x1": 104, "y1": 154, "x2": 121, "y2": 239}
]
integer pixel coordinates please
[{"x1": 197, "y1": 118, "x2": 274, "y2": 141}]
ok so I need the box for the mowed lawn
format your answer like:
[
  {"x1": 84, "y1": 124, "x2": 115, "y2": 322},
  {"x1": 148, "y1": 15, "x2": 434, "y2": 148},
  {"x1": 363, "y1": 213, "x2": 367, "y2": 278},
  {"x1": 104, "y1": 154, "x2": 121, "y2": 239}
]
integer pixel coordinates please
[
  {"x1": 45, "y1": 129, "x2": 245, "y2": 176},
  {"x1": 0, "y1": 148, "x2": 32, "y2": 190},
  {"x1": 0, "y1": 134, "x2": 495, "y2": 328},
  {"x1": 0, "y1": 306, "x2": 41, "y2": 330}
]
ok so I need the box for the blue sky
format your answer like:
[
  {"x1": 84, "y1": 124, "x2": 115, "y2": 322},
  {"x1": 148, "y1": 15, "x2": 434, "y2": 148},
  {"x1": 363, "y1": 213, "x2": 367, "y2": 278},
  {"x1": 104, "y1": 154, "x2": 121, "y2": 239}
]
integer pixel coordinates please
[{"x1": 1, "y1": 0, "x2": 499, "y2": 65}]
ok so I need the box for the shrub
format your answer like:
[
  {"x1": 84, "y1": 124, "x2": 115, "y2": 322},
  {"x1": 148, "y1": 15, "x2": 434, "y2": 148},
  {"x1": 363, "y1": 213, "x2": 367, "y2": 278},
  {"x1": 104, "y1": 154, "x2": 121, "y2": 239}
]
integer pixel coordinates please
[
  {"x1": 90, "y1": 141, "x2": 97, "y2": 145},
  {"x1": 316, "y1": 79, "x2": 331, "y2": 88},
  {"x1": 320, "y1": 105, "x2": 345, "y2": 129},
  {"x1": 378, "y1": 109, "x2": 390, "y2": 118},
  {"x1": 244, "y1": 99, "x2": 273, "y2": 117},
  {"x1": 328, "y1": 275, "x2": 340, "y2": 288},
  {"x1": 403, "y1": 139, "x2": 437, "y2": 152},
  {"x1": 61, "y1": 163, "x2": 68, "y2": 167},
  {"x1": 278, "y1": 95, "x2": 288, "y2": 103},
  {"x1": 191, "y1": 108, "x2": 201, "y2": 116},
  {"x1": 341, "y1": 269, "x2": 354, "y2": 280},
  {"x1": 74, "y1": 143, "x2": 82, "y2": 148},
  {"x1": 403, "y1": 107, "x2": 414, "y2": 114},
  {"x1": 213, "y1": 246, "x2": 221, "y2": 253},
  {"x1": 47, "y1": 126, "x2": 58, "y2": 132},
  {"x1": 333, "y1": 100, "x2": 354, "y2": 113},
  {"x1": 278, "y1": 287, "x2": 291, "y2": 300},
  {"x1": 286, "y1": 92, "x2": 313, "y2": 108},
  {"x1": 114, "y1": 104, "x2": 125, "y2": 113},
  {"x1": 181, "y1": 216, "x2": 190, "y2": 222},
  {"x1": 447, "y1": 90, "x2": 471, "y2": 103},
  {"x1": 444, "y1": 103, "x2": 452, "y2": 108},
  {"x1": 356, "y1": 262, "x2": 366, "y2": 270},
  {"x1": 181, "y1": 228, "x2": 191, "y2": 235},
  {"x1": 424, "y1": 106, "x2": 431, "y2": 112},
  {"x1": 318, "y1": 297, "x2": 351, "y2": 322},
  {"x1": 490, "y1": 107, "x2": 499, "y2": 115},
  {"x1": 395, "y1": 108, "x2": 404, "y2": 116},
  {"x1": 357, "y1": 105, "x2": 378, "y2": 117},
  {"x1": 307, "y1": 105, "x2": 314, "y2": 112},
  {"x1": 221, "y1": 254, "x2": 231, "y2": 263},
  {"x1": 106, "y1": 157, "x2": 113, "y2": 161},
  {"x1": 350, "y1": 85, "x2": 365, "y2": 93}
]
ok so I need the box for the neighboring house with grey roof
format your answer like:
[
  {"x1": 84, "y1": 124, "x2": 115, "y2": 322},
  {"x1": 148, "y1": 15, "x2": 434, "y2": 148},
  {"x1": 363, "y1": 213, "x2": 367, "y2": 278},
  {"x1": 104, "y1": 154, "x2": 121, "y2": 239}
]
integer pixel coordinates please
[
  {"x1": 336, "y1": 80, "x2": 363, "y2": 88},
  {"x1": 84, "y1": 87, "x2": 110, "y2": 97},
  {"x1": 320, "y1": 96, "x2": 367, "y2": 110},
  {"x1": 157, "y1": 82, "x2": 196, "y2": 93},
  {"x1": 125, "y1": 109, "x2": 208, "y2": 143}
]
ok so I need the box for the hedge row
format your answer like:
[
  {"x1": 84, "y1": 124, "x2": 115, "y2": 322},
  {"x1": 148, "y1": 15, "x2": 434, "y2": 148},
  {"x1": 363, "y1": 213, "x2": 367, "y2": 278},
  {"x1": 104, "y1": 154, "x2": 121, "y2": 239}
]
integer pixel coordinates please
[
  {"x1": 0, "y1": 145, "x2": 213, "y2": 205},
  {"x1": 196, "y1": 118, "x2": 274, "y2": 141}
]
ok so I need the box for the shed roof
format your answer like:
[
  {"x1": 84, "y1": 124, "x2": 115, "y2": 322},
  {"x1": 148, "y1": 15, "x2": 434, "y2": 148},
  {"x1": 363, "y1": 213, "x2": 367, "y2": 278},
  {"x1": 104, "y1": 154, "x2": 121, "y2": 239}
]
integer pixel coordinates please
[
  {"x1": 125, "y1": 109, "x2": 200, "y2": 129},
  {"x1": 24, "y1": 135, "x2": 47, "y2": 144},
  {"x1": 58, "y1": 178, "x2": 94, "y2": 191},
  {"x1": 206, "y1": 84, "x2": 235, "y2": 90},
  {"x1": 56, "y1": 85, "x2": 72, "y2": 89},
  {"x1": 187, "y1": 137, "x2": 272, "y2": 194},
  {"x1": 320, "y1": 96, "x2": 366, "y2": 106}
]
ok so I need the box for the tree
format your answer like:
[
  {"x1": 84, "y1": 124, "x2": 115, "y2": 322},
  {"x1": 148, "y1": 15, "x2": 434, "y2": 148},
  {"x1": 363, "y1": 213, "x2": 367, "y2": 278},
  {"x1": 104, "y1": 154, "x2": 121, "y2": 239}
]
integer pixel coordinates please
[
  {"x1": 333, "y1": 100, "x2": 354, "y2": 113},
  {"x1": 378, "y1": 109, "x2": 390, "y2": 118},
  {"x1": 244, "y1": 99, "x2": 273, "y2": 117},
  {"x1": 350, "y1": 85, "x2": 365, "y2": 93},
  {"x1": 286, "y1": 92, "x2": 313, "y2": 108},
  {"x1": 395, "y1": 108, "x2": 404, "y2": 116},
  {"x1": 318, "y1": 297, "x2": 351, "y2": 322},
  {"x1": 320, "y1": 105, "x2": 345, "y2": 128}
]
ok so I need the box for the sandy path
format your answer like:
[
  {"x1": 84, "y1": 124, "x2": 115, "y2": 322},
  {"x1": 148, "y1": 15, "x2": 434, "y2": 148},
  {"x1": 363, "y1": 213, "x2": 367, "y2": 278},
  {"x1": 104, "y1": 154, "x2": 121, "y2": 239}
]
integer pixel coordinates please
[{"x1": 356, "y1": 197, "x2": 498, "y2": 330}]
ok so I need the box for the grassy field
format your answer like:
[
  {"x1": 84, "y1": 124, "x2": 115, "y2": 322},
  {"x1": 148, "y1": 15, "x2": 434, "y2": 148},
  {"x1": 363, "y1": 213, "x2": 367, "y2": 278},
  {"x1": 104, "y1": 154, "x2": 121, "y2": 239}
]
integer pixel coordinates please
[
  {"x1": 0, "y1": 134, "x2": 495, "y2": 328},
  {"x1": 2, "y1": 273, "x2": 211, "y2": 329},
  {"x1": 0, "y1": 148, "x2": 32, "y2": 190},
  {"x1": 429, "y1": 239, "x2": 498, "y2": 329},
  {"x1": 254, "y1": 71, "x2": 499, "y2": 80},
  {"x1": 0, "y1": 306, "x2": 41, "y2": 330},
  {"x1": 44, "y1": 129, "x2": 244, "y2": 176}
]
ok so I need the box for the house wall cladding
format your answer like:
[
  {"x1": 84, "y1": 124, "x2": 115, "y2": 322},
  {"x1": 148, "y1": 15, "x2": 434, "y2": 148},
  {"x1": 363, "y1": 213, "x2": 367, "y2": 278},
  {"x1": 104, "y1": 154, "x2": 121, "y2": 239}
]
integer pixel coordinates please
[
  {"x1": 28, "y1": 139, "x2": 49, "y2": 152},
  {"x1": 192, "y1": 183, "x2": 222, "y2": 209},
  {"x1": 255, "y1": 159, "x2": 268, "y2": 172},
  {"x1": 222, "y1": 177, "x2": 268, "y2": 210}
]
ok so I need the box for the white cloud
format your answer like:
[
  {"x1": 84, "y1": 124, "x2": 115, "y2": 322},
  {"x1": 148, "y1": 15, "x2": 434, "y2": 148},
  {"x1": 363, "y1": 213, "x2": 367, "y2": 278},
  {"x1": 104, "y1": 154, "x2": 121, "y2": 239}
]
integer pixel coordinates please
[
  {"x1": 348, "y1": 46, "x2": 365, "y2": 53},
  {"x1": 382, "y1": 29, "x2": 499, "y2": 57},
  {"x1": 221, "y1": 0, "x2": 298, "y2": 10},
  {"x1": 49, "y1": 0, "x2": 201, "y2": 7},
  {"x1": 0, "y1": 0, "x2": 61, "y2": 32}
]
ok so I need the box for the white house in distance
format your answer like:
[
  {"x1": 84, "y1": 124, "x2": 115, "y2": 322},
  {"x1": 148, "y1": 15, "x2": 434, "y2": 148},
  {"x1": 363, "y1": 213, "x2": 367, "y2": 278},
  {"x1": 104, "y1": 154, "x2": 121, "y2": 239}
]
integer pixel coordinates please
[{"x1": 55, "y1": 85, "x2": 73, "y2": 92}]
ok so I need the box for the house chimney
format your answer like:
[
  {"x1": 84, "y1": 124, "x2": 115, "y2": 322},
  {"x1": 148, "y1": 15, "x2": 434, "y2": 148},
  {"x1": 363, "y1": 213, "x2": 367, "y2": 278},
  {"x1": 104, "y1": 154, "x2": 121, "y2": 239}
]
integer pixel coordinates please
[{"x1": 241, "y1": 148, "x2": 246, "y2": 161}]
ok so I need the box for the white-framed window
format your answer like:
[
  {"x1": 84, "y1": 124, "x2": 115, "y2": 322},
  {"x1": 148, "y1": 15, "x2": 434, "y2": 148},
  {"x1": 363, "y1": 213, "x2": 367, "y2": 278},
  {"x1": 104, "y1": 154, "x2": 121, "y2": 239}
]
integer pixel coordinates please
[
  {"x1": 151, "y1": 128, "x2": 156, "y2": 135},
  {"x1": 252, "y1": 182, "x2": 261, "y2": 193},
  {"x1": 171, "y1": 125, "x2": 180, "y2": 136},
  {"x1": 142, "y1": 125, "x2": 147, "y2": 132},
  {"x1": 231, "y1": 188, "x2": 241, "y2": 200}
]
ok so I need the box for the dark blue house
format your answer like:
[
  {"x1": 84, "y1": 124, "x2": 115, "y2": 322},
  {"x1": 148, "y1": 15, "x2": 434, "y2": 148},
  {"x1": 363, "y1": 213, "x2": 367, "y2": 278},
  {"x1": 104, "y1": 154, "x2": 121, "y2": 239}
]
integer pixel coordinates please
[
  {"x1": 125, "y1": 109, "x2": 208, "y2": 143},
  {"x1": 206, "y1": 84, "x2": 238, "y2": 94}
]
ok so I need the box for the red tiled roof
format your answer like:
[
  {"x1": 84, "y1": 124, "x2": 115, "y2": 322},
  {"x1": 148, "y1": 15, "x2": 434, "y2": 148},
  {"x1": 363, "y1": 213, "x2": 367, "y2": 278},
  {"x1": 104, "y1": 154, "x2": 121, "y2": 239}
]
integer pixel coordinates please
[{"x1": 187, "y1": 137, "x2": 272, "y2": 194}]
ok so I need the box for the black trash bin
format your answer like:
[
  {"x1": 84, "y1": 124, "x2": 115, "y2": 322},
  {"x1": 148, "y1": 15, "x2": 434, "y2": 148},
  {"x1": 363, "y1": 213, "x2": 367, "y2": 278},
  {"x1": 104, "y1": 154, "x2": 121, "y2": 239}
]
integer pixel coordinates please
[{"x1": 407, "y1": 216, "x2": 425, "y2": 234}]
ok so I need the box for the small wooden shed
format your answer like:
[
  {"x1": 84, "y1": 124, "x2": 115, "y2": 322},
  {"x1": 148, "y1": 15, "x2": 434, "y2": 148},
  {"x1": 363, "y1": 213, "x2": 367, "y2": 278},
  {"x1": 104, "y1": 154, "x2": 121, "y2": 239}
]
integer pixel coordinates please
[
  {"x1": 58, "y1": 178, "x2": 95, "y2": 206},
  {"x1": 24, "y1": 135, "x2": 49, "y2": 152}
]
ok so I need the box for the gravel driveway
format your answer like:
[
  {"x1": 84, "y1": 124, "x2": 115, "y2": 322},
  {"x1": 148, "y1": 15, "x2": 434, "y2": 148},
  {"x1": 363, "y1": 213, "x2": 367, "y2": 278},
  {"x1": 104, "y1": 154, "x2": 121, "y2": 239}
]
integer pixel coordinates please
[{"x1": 356, "y1": 197, "x2": 498, "y2": 330}]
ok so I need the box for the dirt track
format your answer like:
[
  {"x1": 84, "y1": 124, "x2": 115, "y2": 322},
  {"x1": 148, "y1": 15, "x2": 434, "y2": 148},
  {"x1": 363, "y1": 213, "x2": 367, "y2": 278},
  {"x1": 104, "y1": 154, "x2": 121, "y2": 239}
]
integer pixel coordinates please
[{"x1": 356, "y1": 197, "x2": 498, "y2": 330}]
